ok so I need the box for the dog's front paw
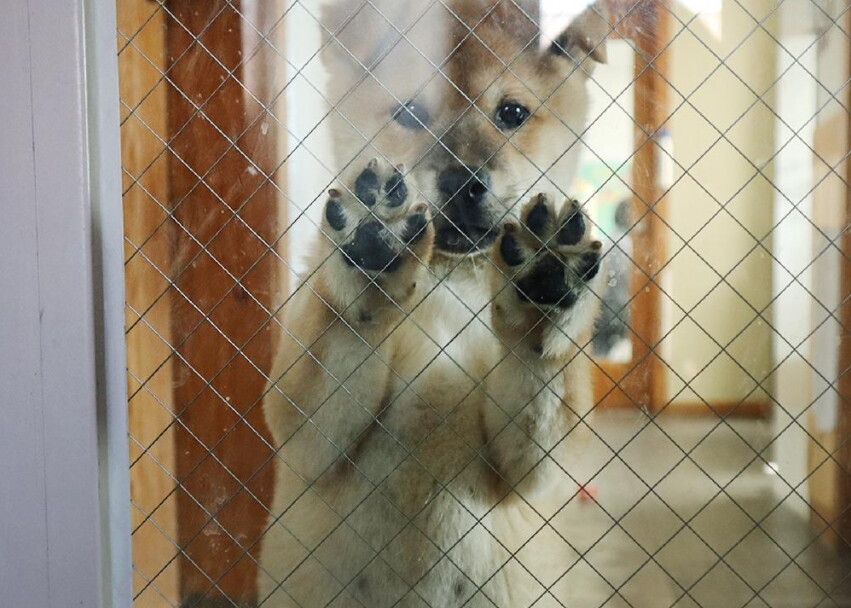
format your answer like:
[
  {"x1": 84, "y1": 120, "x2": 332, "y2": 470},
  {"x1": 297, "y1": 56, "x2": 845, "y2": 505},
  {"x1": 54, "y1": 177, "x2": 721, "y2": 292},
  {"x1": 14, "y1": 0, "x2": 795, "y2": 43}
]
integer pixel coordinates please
[
  {"x1": 324, "y1": 158, "x2": 433, "y2": 275},
  {"x1": 492, "y1": 194, "x2": 603, "y2": 358},
  {"x1": 501, "y1": 194, "x2": 601, "y2": 306}
]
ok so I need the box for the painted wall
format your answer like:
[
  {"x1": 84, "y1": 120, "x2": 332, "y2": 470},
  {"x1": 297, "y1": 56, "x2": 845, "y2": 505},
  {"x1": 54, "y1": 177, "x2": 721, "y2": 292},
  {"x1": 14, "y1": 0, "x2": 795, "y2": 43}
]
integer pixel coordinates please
[
  {"x1": 283, "y1": 0, "x2": 336, "y2": 280},
  {"x1": 769, "y1": 29, "x2": 819, "y2": 515},
  {"x1": 1, "y1": 0, "x2": 112, "y2": 605},
  {"x1": 661, "y1": 0, "x2": 778, "y2": 408}
]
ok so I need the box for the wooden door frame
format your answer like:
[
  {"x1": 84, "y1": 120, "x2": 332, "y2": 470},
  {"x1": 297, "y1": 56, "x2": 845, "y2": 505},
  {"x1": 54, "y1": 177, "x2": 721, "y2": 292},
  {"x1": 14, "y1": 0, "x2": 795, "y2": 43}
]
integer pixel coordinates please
[
  {"x1": 592, "y1": 1, "x2": 669, "y2": 414},
  {"x1": 164, "y1": 2, "x2": 283, "y2": 604},
  {"x1": 590, "y1": 2, "x2": 772, "y2": 418},
  {"x1": 120, "y1": 2, "x2": 286, "y2": 605}
]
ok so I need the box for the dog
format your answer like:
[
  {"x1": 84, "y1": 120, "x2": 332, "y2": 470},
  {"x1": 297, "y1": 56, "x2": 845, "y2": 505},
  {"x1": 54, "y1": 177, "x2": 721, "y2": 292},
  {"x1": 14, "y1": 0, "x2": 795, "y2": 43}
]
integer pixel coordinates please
[{"x1": 258, "y1": 1, "x2": 610, "y2": 605}]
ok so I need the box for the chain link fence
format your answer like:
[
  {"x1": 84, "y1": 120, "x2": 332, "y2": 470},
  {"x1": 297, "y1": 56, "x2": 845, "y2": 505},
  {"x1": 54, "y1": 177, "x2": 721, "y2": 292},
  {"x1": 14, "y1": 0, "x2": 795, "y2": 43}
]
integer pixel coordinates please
[{"x1": 118, "y1": 0, "x2": 851, "y2": 606}]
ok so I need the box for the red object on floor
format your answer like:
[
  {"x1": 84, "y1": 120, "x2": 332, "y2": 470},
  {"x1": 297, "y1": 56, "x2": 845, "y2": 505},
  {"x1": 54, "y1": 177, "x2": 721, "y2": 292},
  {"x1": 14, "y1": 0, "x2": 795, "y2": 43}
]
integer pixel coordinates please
[{"x1": 578, "y1": 483, "x2": 598, "y2": 502}]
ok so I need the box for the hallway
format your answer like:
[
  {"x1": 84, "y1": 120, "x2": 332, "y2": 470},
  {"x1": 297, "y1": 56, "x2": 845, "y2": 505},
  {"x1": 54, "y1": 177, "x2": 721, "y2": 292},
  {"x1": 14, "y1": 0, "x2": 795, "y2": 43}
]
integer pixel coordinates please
[{"x1": 505, "y1": 410, "x2": 851, "y2": 608}]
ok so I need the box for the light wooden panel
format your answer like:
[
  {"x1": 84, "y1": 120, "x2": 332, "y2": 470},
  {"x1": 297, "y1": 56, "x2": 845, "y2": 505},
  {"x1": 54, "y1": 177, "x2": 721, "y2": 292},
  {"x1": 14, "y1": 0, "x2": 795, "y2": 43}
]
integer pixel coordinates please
[
  {"x1": 806, "y1": 8, "x2": 851, "y2": 551},
  {"x1": 119, "y1": 1, "x2": 180, "y2": 605}
]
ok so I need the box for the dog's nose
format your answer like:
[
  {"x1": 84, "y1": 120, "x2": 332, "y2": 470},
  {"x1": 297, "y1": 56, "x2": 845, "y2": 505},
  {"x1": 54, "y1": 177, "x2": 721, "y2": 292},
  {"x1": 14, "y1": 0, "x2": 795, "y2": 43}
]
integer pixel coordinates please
[{"x1": 438, "y1": 166, "x2": 490, "y2": 207}]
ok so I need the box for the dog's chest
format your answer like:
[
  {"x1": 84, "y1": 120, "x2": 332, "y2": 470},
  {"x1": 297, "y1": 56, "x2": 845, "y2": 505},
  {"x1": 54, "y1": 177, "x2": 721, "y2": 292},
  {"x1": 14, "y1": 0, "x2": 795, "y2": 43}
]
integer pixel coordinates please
[
  {"x1": 423, "y1": 269, "x2": 493, "y2": 356},
  {"x1": 390, "y1": 271, "x2": 496, "y2": 420},
  {"x1": 363, "y1": 273, "x2": 497, "y2": 509}
]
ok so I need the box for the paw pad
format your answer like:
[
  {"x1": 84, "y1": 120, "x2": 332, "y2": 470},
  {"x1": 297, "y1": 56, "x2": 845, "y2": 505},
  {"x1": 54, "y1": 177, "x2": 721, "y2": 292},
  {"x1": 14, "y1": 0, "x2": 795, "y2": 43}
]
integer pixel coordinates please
[
  {"x1": 496, "y1": 194, "x2": 602, "y2": 309},
  {"x1": 354, "y1": 163, "x2": 380, "y2": 207},
  {"x1": 341, "y1": 221, "x2": 402, "y2": 272},
  {"x1": 558, "y1": 201, "x2": 586, "y2": 246},
  {"x1": 385, "y1": 167, "x2": 408, "y2": 208},
  {"x1": 574, "y1": 251, "x2": 601, "y2": 282},
  {"x1": 354, "y1": 159, "x2": 408, "y2": 209},
  {"x1": 325, "y1": 160, "x2": 432, "y2": 275},
  {"x1": 401, "y1": 209, "x2": 429, "y2": 244},
  {"x1": 499, "y1": 226, "x2": 525, "y2": 267},
  {"x1": 516, "y1": 255, "x2": 579, "y2": 308},
  {"x1": 525, "y1": 194, "x2": 551, "y2": 237}
]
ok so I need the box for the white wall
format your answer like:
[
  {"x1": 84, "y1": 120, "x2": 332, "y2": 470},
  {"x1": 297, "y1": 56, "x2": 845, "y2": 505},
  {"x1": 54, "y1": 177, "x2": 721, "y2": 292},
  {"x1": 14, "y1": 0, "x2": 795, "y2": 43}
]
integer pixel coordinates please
[
  {"x1": 283, "y1": 0, "x2": 336, "y2": 281},
  {"x1": 769, "y1": 29, "x2": 818, "y2": 515},
  {"x1": 662, "y1": 0, "x2": 778, "y2": 407},
  {"x1": 0, "y1": 0, "x2": 128, "y2": 605}
]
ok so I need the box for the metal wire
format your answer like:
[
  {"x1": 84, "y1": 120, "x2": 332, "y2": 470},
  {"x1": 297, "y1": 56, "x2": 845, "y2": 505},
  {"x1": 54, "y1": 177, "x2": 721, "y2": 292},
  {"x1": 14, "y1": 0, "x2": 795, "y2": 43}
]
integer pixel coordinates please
[{"x1": 118, "y1": 0, "x2": 851, "y2": 606}]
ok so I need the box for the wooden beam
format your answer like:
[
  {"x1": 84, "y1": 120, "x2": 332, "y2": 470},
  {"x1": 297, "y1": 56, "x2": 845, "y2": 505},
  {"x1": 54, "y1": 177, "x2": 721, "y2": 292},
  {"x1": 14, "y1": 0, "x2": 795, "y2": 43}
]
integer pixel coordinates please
[
  {"x1": 589, "y1": 1, "x2": 674, "y2": 413},
  {"x1": 626, "y1": 0, "x2": 670, "y2": 412},
  {"x1": 164, "y1": 2, "x2": 282, "y2": 604}
]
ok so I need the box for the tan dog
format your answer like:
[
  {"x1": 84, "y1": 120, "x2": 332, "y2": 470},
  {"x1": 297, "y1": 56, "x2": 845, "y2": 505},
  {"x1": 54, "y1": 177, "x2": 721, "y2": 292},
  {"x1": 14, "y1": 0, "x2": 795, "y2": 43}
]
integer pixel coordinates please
[{"x1": 259, "y1": 1, "x2": 610, "y2": 606}]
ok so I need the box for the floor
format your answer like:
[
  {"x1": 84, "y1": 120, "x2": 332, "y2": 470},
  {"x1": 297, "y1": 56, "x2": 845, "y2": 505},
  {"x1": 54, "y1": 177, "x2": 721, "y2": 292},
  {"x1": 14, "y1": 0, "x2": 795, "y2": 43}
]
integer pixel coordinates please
[{"x1": 502, "y1": 410, "x2": 851, "y2": 608}]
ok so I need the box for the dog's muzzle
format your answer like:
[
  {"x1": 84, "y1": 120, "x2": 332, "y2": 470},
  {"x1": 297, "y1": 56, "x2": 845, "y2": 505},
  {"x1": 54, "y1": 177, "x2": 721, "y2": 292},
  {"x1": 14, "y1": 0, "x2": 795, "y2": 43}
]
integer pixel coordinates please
[{"x1": 433, "y1": 166, "x2": 500, "y2": 254}]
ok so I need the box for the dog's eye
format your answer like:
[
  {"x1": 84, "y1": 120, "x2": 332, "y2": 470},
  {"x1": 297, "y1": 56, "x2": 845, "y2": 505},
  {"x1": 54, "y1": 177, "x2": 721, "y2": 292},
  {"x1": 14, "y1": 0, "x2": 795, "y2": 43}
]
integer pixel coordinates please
[
  {"x1": 393, "y1": 101, "x2": 430, "y2": 130},
  {"x1": 494, "y1": 101, "x2": 531, "y2": 130}
]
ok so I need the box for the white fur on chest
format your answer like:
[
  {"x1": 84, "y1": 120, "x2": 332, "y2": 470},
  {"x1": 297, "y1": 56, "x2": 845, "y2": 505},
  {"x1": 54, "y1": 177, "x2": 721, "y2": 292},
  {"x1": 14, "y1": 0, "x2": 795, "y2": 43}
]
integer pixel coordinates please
[
  {"x1": 418, "y1": 271, "x2": 492, "y2": 357},
  {"x1": 391, "y1": 267, "x2": 497, "y2": 413}
]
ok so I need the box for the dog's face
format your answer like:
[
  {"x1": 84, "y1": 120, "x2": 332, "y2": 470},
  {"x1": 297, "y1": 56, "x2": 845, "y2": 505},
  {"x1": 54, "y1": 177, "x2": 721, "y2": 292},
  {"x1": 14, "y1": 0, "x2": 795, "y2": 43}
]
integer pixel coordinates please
[{"x1": 320, "y1": 0, "x2": 609, "y2": 256}]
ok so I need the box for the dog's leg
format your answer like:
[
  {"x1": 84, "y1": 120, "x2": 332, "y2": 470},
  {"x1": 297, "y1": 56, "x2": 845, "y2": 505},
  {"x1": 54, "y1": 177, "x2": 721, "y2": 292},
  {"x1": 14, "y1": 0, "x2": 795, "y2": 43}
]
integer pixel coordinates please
[
  {"x1": 259, "y1": 160, "x2": 434, "y2": 602},
  {"x1": 264, "y1": 157, "x2": 433, "y2": 496},
  {"x1": 483, "y1": 194, "x2": 603, "y2": 495}
]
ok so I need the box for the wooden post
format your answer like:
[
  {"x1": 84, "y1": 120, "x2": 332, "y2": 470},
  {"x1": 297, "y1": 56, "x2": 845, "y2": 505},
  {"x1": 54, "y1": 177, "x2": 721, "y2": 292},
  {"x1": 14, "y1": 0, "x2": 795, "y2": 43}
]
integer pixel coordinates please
[
  {"x1": 626, "y1": 0, "x2": 669, "y2": 412},
  {"x1": 804, "y1": 5, "x2": 851, "y2": 554},
  {"x1": 164, "y1": 2, "x2": 282, "y2": 604},
  {"x1": 590, "y1": 0, "x2": 670, "y2": 412}
]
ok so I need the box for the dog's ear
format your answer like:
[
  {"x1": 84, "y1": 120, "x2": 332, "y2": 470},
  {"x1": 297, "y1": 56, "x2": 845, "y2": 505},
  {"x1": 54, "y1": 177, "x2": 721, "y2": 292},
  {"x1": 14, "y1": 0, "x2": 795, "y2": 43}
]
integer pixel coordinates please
[
  {"x1": 319, "y1": 0, "x2": 381, "y2": 69},
  {"x1": 319, "y1": 0, "x2": 416, "y2": 71},
  {"x1": 550, "y1": 2, "x2": 611, "y2": 65}
]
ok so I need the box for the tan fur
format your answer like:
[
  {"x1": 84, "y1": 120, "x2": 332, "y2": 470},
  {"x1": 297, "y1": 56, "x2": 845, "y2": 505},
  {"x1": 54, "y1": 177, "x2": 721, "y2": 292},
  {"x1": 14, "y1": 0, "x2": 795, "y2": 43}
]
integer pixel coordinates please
[{"x1": 259, "y1": 2, "x2": 610, "y2": 606}]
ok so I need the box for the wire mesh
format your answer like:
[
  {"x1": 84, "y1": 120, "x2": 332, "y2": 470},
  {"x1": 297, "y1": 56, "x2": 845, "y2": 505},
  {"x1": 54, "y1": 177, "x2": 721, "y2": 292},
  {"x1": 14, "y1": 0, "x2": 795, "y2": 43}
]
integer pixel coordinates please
[{"x1": 118, "y1": 0, "x2": 851, "y2": 606}]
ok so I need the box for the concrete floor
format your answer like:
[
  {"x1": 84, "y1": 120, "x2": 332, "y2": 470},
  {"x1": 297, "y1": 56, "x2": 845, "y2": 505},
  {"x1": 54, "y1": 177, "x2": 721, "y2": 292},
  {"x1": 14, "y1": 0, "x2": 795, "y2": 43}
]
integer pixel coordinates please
[{"x1": 503, "y1": 410, "x2": 851, "y2": 608}]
